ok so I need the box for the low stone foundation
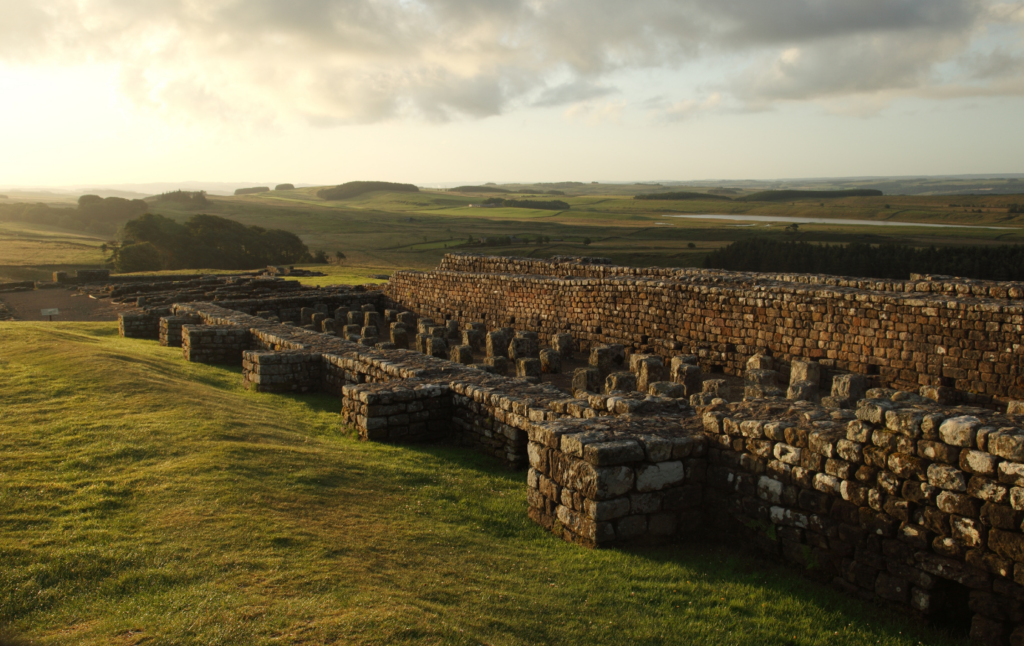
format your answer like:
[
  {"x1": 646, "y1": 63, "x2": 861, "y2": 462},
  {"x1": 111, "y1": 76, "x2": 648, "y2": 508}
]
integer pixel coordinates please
[
  {"x1": 341, "y1": 381, "x2": 452, "y2": 443},
  {"x1": 527, "y1": 416, "x2": 706, "y2": 547},
  {"x1": 182, "y1": 325, "x2": 251, "y2": 364},
  {"x1": 243, "y1": 350, "x2": 323, "y2": 393}
]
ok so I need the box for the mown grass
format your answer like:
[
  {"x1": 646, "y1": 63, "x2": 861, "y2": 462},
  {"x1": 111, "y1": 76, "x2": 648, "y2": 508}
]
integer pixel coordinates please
[{"x1": 0, "y1": 322, "x2": 967, "y2": 645}]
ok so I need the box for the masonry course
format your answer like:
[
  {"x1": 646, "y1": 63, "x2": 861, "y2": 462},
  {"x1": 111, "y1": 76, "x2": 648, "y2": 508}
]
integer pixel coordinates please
[{"x1": 114, "y1": 253, "x2": 1024, "y2": 643}]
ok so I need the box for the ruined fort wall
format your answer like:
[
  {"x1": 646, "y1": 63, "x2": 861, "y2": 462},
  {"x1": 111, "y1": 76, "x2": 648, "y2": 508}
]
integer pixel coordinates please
[
  {"x1": 387, "y1": 262, "x2": 1024, "y2": 405},
  {"x1": 439, "y1": 253, "x2": 1024, "y2": 300}
]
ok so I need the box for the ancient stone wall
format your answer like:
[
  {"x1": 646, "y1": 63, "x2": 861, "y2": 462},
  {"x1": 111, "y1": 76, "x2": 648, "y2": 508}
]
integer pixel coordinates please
[
  {"x1": 388, "y1": 254, "x2": 1024, "y2": 406},
  {"x1": 440, "y1": 253, "x2": 1024, "y2": 300},
  {"x1": 115, "y1": 254, "x2": 1024, "y2": 642}
]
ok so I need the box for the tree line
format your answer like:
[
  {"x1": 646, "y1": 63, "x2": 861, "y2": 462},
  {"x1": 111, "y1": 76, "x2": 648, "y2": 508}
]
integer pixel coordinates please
[
  {"x1": 109, "y1": 213, "x2": 310, "y2": 273},
  {"x1": 703, "y1": 238, "x2": 1024, "y2": 281},
  {"x1": 482, "y1": 198, "x2": 570, "y2": 210}
]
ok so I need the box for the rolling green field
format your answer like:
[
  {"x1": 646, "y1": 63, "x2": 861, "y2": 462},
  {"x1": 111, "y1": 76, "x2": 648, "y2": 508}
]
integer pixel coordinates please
[
  {"x1": 3, "y1": 182, "x2": 1024, "y2": 278},
  {"x1": 0, "y1": 322, "x2": 969, "y2": 645}
]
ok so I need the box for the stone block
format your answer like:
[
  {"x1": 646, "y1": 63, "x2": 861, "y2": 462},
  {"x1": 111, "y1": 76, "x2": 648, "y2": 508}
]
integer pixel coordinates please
[
  {"x1": 648, "y1": 381, "x2": 684, "y2": 398},
  {"x1": 509, "y1": 336, "x2": 539, "y2": 360},
  {"x1": 747, "y1": 354, "x2": 773, "y2": 370},
  {"x1": 702, "y1": 379, "x2": 729, "y2": 399},
  {"x1": 347, "y1": 310, "x2": 364, "y2": 326},
  {"x1": 364, "y1": 311, "x2": 382, "y2": 330},
  {"x1": 939, "y1": 416, "x2": 981, "y2": 448},
  {"x1": 590, "y1": 344, "x2": 625, "y2": 375},
  {"x1": 516, "y1": 358, "x2": 542, "y2": 382},
  {"x1": 485, "y1": 355, "x2": 510, "y2": 375},
  {"x1": 605, "y1": 371, "x2": 636, "y2": 394},
  {"x1": 552, "y1": 333, "x2": 574, "y2": 358},
  {"x1": 790, "y1": 359, "x2": 821, "y2": 386},
  {"x1": 787, "y1": 380, "x2": 818, "y2": 402},
  {"x1": 539, "y1": 349, "x2": 561, "y2": 374},
  {"x1": 635, "y1": 356, "x2": 665, "y2": 393},
  {"x1": 486, "y1": 331, "x2": 509, "y2": 358},
  {"x1": 390, "y1": 324, "x2": 409, "y2": 348},
  {"x1": 573, "y1": 367, "x2": 602, "y2": 394},
  {"x1": 426, "y1": 336, "x2": 448, "y2": 359},
  {"x1": 671, "y1": 359, "x2": 702, "y2": 396},
  {"x1": 461, "y1": 329, "x2": 484, "y2": 351},
  {"x1": 831, "y1": 374, "x2": 867, "y2": 406},
  {"x1": 450, "y1": 345, "x2": 474, "y2": 365}
]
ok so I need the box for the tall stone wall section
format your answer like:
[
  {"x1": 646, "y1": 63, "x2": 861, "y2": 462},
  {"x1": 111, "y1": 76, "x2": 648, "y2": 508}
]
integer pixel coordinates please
[
  {"x1": 440, "y1": 253, "x2": 1024, "y2": 299},
  {"x1": 388, "y1": 255, "x2": 1024, "y2": 406}
]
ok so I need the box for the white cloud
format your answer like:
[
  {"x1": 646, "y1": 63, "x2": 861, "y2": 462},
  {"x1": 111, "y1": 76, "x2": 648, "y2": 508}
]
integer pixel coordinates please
[{"x1": 0, "y1": 0, "x2": 1019, "y2": 126}]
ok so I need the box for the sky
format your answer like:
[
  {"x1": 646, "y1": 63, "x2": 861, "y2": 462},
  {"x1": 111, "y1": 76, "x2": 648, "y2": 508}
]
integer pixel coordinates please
[{"x1": 1, "y1": 0, "x2": 1023, "y2": 188}]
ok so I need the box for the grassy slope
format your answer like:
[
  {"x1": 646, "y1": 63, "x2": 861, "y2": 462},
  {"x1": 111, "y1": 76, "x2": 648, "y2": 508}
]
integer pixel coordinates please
[
  {"x1": 0, "y1": 222, "x2": 107, "y2": 282},
  {"x1": 0, "y1": 322, "x2": 967, "y2": 646}
]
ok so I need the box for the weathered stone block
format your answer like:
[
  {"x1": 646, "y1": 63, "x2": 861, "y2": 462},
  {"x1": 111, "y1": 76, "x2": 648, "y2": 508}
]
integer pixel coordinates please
[
  {"x1": 426, "y1": 336, "x2": 448, "y2": 359},
  {"x1": 572, "y1": 367, "x2": 602, "y2": 394},
  {"x1": 702, "y1": 379, "x2": 729, "y2": 399},
  {"x1": 648, "y1": 381, "x2": 685, "y2": 398},
  {"x1": 516, "y1": 358, "x2": 542, "y2": 382},
  {"x1": 450, "y1": 345, "x2": 474, "y2": 365},
  {"x1": 939, "y1": 416, "x2": 981, "y2": 448},
  {"x1": 552, "y1": 333, "x2": 574, "y2": 358},
  {"x1": 671, "y1": 360, "x2": 702, "y2": 396},
  {"x1": 539, "y1": 349, "x2": 561, "y2": 374},
  {"x1": 605, "y1": 371, "x2": 636, "y2": 394}
]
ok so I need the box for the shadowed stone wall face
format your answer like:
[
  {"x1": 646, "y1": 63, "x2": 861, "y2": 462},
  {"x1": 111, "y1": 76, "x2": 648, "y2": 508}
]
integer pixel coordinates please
[{"x1": 388, "y1": 254, "x2": 1024, "y2": 406}]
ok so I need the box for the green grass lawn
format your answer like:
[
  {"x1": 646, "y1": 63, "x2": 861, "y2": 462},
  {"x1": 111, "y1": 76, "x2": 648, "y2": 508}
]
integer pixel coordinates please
[{"x1": 0, "y1": 322, "x2": 967, "y2": 645}]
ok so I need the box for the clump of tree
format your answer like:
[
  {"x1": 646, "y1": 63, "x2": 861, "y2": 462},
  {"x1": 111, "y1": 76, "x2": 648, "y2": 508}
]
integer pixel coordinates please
[
  {"x1": 736, "y1": 189, "x2": 883, "y2": 202},
  {"x1": 234, "y1": 187, "x2": 270, "y2": 196},
  {"x1": 108, "y1": 213, "x2": 310, "y2": 273},
  {"x1": 149, "y1": 190, "x2": 211, "y2": 208},
  {"x1": 1009, "y1": 204, "x2": 1023, "y2": 213},
  {"x1": 451, "y1": 185, "x2": 510, "y2": 193},
  {"x1": 316, "y1": 181, "x2": 419, "y2": 200},
  {"x1": 275, "y1": 183, "x2": 295, "y2": 191},
  {"x1": 633, "y1": 191, "x2": 733, "y2": 201},
  {"x1": 483, "y1": 198, "x2": 570, "y2": 210},
  {"x1": 703, "y1": 238, "x2": 1024, "y2": 281}
]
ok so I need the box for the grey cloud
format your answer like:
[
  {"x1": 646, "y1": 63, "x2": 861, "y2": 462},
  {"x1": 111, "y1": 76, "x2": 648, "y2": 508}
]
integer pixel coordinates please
[
  {"x1": 0, "y1": 0, "x2": 1016, "y2": 124},
  {"x1": 532, "y1": 81, "x2": 618, "y2": 107}
]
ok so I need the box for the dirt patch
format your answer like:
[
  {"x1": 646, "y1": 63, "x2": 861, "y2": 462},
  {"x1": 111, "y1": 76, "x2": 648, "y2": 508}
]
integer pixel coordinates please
[{"x1": 0, "y1": 289, "x2": 132, "y2": 322}]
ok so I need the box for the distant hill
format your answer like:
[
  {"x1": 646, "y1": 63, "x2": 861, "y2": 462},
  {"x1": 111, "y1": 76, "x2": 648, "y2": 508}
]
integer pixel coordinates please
[
  {"x1": 235, "y1": 187, "x2": 270, "y2": 196},
  {"x1": 633, "y1": 191, "x2": 732, "y2": 201},
  {"x1": 736, "y1": 189, "x2": 884, "y2": 201},
  {"x1": 317, "y1": 181, "x2": 419, "y2": 200},
  {"x1": 452, "y1": 186, "x2": 510, "y2": 193},
  {"x1": 275, "y1": 183, "x2": 295, "y2": 191}
]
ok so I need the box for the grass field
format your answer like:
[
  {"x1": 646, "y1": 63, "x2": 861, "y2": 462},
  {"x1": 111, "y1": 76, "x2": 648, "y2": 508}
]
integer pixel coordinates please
[{"x1": 0, "y1": 322, "x2": 969, "y2": 645}]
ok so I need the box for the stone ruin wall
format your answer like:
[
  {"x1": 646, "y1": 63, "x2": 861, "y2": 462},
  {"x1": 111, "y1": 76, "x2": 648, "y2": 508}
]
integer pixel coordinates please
[
  {"x1": 109, "y1": 255, "x2": 1024, "y2": 643},
  {"x1": 388, "y1": 253, "x2": 1024, "y2": 407}
]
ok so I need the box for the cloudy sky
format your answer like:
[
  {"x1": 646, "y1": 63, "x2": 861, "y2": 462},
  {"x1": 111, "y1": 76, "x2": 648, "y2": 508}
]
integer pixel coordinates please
[{"x1": 2, "y1": 0, "x2": 1023, "y2": 187}]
